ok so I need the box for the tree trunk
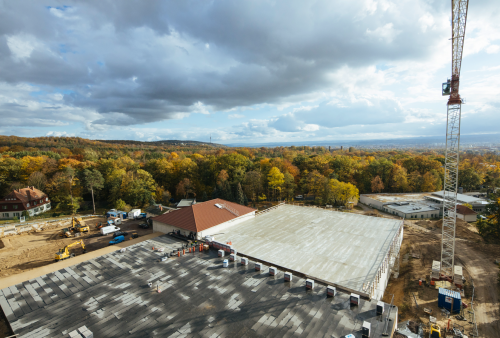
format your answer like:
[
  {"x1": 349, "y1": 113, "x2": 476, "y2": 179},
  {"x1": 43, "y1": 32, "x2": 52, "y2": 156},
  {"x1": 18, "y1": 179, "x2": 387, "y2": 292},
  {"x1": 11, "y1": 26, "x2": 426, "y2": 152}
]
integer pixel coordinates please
[{"x1": 91, "y1": 187, "x2": 95, "y2": 215}]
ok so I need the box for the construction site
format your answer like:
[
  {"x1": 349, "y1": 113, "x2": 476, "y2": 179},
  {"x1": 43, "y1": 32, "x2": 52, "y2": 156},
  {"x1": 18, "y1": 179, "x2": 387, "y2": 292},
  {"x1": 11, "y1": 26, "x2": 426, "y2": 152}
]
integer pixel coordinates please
[{"x1": 1, "y1": 0, "x2": 498, "y2": 337}]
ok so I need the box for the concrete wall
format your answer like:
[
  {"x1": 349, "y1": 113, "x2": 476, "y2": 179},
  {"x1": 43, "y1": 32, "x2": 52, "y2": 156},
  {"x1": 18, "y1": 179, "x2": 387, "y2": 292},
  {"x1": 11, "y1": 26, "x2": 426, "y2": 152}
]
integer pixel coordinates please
[
  {"x1": 359, "y1": 195, "x2": 384, "y2": 209},
  {"x1": 383, "y1": 206, "x2": 441, "y2": 219},
  {"x1": 457, "y1": 213, "x2": 476, "y2": 222},
  {"x1": 152, "y1": 222, "x2": 190, "y2": 237}
]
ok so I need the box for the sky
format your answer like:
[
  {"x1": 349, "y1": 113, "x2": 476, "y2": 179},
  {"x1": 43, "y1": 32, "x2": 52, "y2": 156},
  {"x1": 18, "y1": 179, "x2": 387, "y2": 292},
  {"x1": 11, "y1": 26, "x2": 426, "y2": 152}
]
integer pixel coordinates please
[{"x1": 0, "y1": 0, "x2": 499, "y2": 145}]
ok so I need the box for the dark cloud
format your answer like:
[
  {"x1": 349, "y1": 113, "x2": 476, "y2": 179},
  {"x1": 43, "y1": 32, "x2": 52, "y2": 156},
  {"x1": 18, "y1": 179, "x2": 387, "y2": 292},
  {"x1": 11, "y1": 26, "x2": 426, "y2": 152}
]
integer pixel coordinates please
[{"x1": 0, "y1": 0, "x2": 451, "y2": 127}]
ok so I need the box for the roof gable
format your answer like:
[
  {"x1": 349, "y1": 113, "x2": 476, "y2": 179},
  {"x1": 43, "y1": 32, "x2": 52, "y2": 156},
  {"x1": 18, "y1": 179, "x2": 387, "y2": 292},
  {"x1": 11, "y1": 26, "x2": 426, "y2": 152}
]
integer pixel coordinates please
[
  {"x1": 456, "y1": 204, "x2": 477, "y2": 215},
  {"x1": 3, "y1": 186, "x2": 47, "y2": 203}
]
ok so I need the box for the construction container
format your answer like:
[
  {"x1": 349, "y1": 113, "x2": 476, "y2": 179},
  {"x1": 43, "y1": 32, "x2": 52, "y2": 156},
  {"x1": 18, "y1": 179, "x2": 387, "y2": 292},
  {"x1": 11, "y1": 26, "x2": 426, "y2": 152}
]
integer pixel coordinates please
[
  {"x1": 225, "y1": 245, "x2": 232, "y2": 253},
  {"x1": 376, "y1": 301, "x2": 385, "y2": 315},
  {"x1": 241, "y1": 257, "x2": 248, "y2": 265},
  {"x1": 269, "y1": 267, "x2": 277, "y2": 276},
  {"x1": 223, "y1": 259, "x2": 228, "y2": 268},
  {"x1": 431, "y1": 260, "x2": 441, "y2": 280},
  {"x1": 305, "y1": 279, "x2": 314, "y2": 289},
  {"x1": 230, "y1": 248, "x2": 237, "y2": 255},
  {"x1": 454, "y1": 265, "x2": 463, "y2": 285},
  {"x1": 362, "y1": 321, "x2": 371, "y2": 337},
  {"x1": 438, "y1": 287, "x2": 461, "y2": 313},
  {"x1": 327, "y1": 286, "x2": 337, "y2": 297},
  {"x1": 350, "y1": 293, "x2": 360, "y2": 306},
  {"x1": 218, "y1": 250, "x2": 224, "y2": 257},
  {"x1": 229, "y1": 253, "x2": 236, "y2": 262},
  {"x1": 255, "y1": 263, "x2": 262, "y2": 271},
  {"x1": 284, "y1": 272, "x2": 292, "y2": 282}
]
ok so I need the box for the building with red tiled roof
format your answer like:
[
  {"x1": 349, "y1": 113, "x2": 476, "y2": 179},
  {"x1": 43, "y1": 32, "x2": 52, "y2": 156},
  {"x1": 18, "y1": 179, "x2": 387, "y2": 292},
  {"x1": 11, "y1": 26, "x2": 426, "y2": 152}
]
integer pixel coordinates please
[
  {"x1": 152, "y1": 198, "x2": 256, "y2": 240},
  {"x1": 456, "y1": 204, "x2": 477, "y2": 222},
  {"x1": 0, "y1": 186, "x2": 51, "y2": 219}
]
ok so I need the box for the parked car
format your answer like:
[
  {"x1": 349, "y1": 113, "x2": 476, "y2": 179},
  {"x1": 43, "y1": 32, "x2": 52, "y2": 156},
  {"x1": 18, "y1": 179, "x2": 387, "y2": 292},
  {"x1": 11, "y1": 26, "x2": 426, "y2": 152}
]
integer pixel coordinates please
[
  {"x1": 100, "y1": 225, "x2": 120, "y2": 236},
  {"x1": 109, "y1": 235, "x2": 125, "y2": 245},
  {"x1": 295, "y1": 195, "x2": 304, "y2": 199},
  {"x1": 113, "y1": 231, "x2": 128, "y2": 238},
  {"x1": 139, "y1": 223, "x2": 150, "y2": 229}
]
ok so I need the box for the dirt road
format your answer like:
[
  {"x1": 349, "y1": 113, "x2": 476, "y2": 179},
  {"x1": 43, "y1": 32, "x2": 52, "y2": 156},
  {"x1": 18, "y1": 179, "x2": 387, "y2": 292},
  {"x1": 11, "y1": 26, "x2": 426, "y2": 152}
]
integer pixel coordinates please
[{"x1": 456, "y1": 240, "x2": 500, "y2": 338}]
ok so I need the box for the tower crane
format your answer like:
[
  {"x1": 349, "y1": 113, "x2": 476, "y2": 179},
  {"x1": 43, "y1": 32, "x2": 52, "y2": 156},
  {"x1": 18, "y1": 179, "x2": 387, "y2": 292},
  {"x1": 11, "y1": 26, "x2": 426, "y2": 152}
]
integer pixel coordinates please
[{"x1": 440, "y1": 0, "x2": 469, "y2": 280}]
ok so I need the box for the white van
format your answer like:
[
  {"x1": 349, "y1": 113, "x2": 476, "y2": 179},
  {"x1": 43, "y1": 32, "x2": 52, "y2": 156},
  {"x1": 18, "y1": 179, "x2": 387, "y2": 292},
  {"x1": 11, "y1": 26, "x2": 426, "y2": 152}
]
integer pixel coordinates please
[{"x1": 100, "y1": 225, "x2": 120, "y2": 236}]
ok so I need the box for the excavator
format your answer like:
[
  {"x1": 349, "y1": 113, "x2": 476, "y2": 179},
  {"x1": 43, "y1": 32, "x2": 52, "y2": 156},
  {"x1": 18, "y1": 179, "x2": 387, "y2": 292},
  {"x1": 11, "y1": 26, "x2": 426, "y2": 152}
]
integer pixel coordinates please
[
  {"x1": 70, "y1": 217, "x2": 89, "y2": 233},
  {"x1": 55, "y1": 240, "x2": 86, "y2": 261}
]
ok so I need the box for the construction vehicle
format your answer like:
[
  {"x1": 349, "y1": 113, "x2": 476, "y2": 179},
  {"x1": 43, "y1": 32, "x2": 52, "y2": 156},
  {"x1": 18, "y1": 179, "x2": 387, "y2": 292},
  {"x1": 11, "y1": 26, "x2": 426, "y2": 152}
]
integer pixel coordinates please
[
  {"x1": 55, "y1": 240, "x2": 86, "y2": 261},
  {"x1": 71, "y1": 217, "x2": 89, "y2": 233},
  {"x1": 59, "y1": 228, "x2": 73, "y2": 238},
  {"x1": 430, "y1": 323, "x2": 441, "y2": 338}
]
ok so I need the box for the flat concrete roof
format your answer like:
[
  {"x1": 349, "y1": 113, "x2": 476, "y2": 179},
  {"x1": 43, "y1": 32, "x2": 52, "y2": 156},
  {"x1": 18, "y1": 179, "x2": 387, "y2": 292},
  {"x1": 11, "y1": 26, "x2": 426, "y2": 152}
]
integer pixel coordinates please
[
  {"x1": 216, "y1": 205, "x2": 402, "y2": 295},
  {"x1": 432, "y1": 191, "x2": 486, "y2": 204},
  {"x1": 0, "y1": 235, "x2": 397, "y2": 338},
  {"x1": 385, "y1": 201, "x2": 440, "y2": 214},
  {"x1": 362, "y1": 193, "x2": 432, "y2": 203}
]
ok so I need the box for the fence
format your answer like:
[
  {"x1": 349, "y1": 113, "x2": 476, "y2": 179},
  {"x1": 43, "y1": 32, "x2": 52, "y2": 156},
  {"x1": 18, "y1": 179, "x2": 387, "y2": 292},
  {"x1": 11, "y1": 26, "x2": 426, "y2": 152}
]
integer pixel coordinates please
[{"x1": 0, "y1": 214, "x2": 101, "y2": 238}]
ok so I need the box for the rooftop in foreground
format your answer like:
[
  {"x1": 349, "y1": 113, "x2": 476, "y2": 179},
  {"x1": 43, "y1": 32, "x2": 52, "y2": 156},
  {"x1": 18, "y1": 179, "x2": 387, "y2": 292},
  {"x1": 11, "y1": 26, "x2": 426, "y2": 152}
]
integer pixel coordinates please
[
  {"x1": 0, "y1": 235, "x2": 397, "y2": 338},
  {"x1": 216, "y1": 204, "x2": 403, "y2": 299}
]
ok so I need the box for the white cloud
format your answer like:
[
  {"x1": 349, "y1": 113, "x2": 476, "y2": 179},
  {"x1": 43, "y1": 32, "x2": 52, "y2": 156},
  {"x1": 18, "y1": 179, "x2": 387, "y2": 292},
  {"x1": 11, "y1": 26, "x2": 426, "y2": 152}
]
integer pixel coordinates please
[
  {"x1": 365, "y1": 23, "x2": 400, "y2": 43},
  {"x1": 228, "y1": 114, "x2": 245, "y2": 119},
  {"x1": 486, "y1": 45, "x2": 499, "y2": 54},
  {"x1": 6, "y1": 34, "x2": 36, "y2": 61}
]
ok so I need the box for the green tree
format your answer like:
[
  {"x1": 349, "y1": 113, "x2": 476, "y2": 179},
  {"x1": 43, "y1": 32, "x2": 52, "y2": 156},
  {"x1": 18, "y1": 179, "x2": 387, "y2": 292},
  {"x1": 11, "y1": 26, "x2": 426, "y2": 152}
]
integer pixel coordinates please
[
  {"x1": 83, "y1": 169, "x2": 105, "y2": 214},
  {"x1": 459, "y1": 167, "x2": 482, "y2": 192},
  {"x1": 283, "y1": 172, "x2": 297, "y2": 201},
  {"x1": 235, "y1": 183, "x2": 245, "y2": 205},
  {"x1": 115, "y1": 199, "x2": 126, "y2": 210},
  {"x1": 242, "y1": 171, "x2": 262, "y2": 202}
]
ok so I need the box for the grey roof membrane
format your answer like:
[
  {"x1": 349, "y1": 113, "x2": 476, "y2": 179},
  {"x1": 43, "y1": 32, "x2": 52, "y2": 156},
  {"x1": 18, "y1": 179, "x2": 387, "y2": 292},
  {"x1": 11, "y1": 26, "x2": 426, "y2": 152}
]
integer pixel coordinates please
[
  {"x1": 0, "y1": 235, "x2": 397, "y2": 338},
  {"x1": 216, "y1": 205, "x2": 402, "y2": 295},
  {"x1": 385, "y1": 201, "x2": 439, "y2": 214}
]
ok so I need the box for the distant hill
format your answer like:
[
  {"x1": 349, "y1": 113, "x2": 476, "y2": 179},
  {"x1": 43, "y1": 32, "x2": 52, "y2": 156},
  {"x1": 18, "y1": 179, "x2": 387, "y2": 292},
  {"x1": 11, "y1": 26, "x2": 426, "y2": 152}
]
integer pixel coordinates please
[{"x1": 96, "y1": 139, "x2": 226, "y2": 147}]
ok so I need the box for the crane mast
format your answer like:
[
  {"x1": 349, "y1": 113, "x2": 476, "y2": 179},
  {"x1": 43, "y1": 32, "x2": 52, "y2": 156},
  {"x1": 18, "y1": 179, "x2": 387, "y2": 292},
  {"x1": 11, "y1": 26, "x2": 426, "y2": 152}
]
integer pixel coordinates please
[{"x1": 440, "y1": 0, "x2": 469, "y2": 280}]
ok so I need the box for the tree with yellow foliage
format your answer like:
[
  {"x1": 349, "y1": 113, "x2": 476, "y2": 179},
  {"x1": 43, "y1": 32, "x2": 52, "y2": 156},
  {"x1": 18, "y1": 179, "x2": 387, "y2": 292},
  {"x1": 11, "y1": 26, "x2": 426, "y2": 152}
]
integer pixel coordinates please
[{"x1": 268, "y1": 167, "x2": 284, "y2": 201}]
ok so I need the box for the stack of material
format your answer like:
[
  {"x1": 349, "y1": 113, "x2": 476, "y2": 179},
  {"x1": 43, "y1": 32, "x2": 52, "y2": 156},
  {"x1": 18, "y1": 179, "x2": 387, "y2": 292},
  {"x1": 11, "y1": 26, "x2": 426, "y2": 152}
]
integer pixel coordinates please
[
  {"x1": 69, "y1": 325, "x2": 93, "y2": 338},
  {"x1": 454, "y1": 266, "x2": 463, "y2": 286},
  {"x1": 431, "y1": 260, "x2": 441, "y2": 280}
]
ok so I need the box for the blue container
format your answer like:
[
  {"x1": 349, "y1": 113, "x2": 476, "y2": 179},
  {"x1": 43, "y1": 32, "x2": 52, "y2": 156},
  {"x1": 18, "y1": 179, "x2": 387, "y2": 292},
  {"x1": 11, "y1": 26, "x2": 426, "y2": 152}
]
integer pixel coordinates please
[{"x1": 438, "y1": 288, "x2": 461, "y2": 313}]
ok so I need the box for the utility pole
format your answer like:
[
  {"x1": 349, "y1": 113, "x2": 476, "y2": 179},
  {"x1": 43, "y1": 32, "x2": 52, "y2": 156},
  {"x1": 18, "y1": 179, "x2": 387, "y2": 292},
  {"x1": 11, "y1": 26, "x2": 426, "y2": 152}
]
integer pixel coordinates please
[{"x1": 440, "y1": 0, "x2": 469, "y2": 280}]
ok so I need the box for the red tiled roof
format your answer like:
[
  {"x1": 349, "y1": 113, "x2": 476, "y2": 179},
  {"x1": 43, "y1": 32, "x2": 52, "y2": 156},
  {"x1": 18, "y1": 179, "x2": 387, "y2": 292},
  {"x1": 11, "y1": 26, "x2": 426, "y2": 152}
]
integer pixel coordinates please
[
  {"x1": 456, "y1": 204, "x2": 477, "y2": 215},
  {"x1": 152, "y1": 198, "x2": 256, "y2": 233},
  {"x1": 2, "y1": 186, "x2": 48, "y2": 204}
]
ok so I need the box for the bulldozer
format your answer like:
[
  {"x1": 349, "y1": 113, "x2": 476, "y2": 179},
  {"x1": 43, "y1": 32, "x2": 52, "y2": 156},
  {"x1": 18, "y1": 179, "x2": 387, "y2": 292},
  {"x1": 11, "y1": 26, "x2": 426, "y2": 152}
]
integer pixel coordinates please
[
  {"x1": 55, "y1": 240, "x2": 86, "y2": 261},
  {"x1": 71, "y1": 217, "x2": 89, "y2": 233}
]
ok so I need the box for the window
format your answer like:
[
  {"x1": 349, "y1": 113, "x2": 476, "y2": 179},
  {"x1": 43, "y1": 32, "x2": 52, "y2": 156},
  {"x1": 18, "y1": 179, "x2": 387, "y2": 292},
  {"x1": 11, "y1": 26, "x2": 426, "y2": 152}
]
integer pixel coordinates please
[
  {"x1": 2, "y1": 213, "x2": 9, "y2": 218},
  {"x1": 13, "y1": 205, "x2": 18, "y2": 210},
  {"x1": 26, "y1": 203, "x2": 30, "y2": 207},
  {"x1": 46, "y1": 197, "x2": 48, "y2": 201},
  {"x1": 34, "y1": 201, "x2": 37, "y2": 205},
  {"x1": 14, "y1": 213, "x2": 20, "y2": 217},
  {"x1": 39, "y1": 200, "x2": 42, "y2": 203},
  {"x1": 1, "y1": 205, "x2": 6, "y2": 210}
]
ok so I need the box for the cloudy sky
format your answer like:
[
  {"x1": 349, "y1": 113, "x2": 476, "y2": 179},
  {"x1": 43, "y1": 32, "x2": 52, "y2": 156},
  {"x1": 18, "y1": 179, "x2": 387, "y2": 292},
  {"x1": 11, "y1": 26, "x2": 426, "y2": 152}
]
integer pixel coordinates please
[{"x1": 0, "y1": 1, "x2": 499, "y2": 144}]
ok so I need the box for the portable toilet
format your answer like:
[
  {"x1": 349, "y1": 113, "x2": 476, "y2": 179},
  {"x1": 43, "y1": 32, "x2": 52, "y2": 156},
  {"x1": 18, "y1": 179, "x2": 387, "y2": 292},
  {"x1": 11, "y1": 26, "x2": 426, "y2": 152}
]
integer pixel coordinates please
[
  {"x1": 255, "y1": 263, "x2": 262, "y2": 271},
  {"x1": 223, "y1": 259, "x2": 228, "y2": 268},
  {"x1": 438, "y1": 287, "x2": 461, "y2": 313},
  {"x1": 350, "y1": 293, "x2": 360, "y2": 306},
  {"x1": 229, "y1": 253, "x2": 236, "y2": 262},
  {"x1": 305, "y1": 279, "x2": 314, "y2": 290},
  {"x1": 284, "y1": 272, "x2": 292, "y2": 282},
  {"x1": 218, "y1": 250, "x2": 224, "y2": 257},
  {"x1": 327, "y1": 286, "x2": 337, "y2": 297},
  {"x1": 241, "y1": 257, "x2": 248, "y2": 266},
  {"x1": 269, "y1": 267, "x2": 277, "y2": 276},
  {"x1": 362, "y1": 321, "x2": 371, "y2": 337},
  {"x1": 230, "y1": 248, "x2": 237, "y2": 255},
  {"x1": 376, "y1": 301, "x2": 385, "y2": 315}
]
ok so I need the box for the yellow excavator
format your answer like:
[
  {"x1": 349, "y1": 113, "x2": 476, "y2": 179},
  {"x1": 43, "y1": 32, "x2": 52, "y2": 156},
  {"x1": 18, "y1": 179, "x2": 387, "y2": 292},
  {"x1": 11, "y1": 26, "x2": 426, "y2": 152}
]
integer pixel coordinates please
[
  {"x1": 71, "y1": 217, "x2": 89, "y2": 233},
  {"x1": 55, "y1": 240, "x2": 86, "y2": 261}
]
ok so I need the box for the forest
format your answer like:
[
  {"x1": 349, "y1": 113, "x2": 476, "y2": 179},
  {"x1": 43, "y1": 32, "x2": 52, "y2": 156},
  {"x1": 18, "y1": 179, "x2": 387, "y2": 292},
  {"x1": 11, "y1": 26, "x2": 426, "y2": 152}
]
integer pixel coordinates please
[{"x1": 0, "y1": 135, "x2": 499, "y2": 218}]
